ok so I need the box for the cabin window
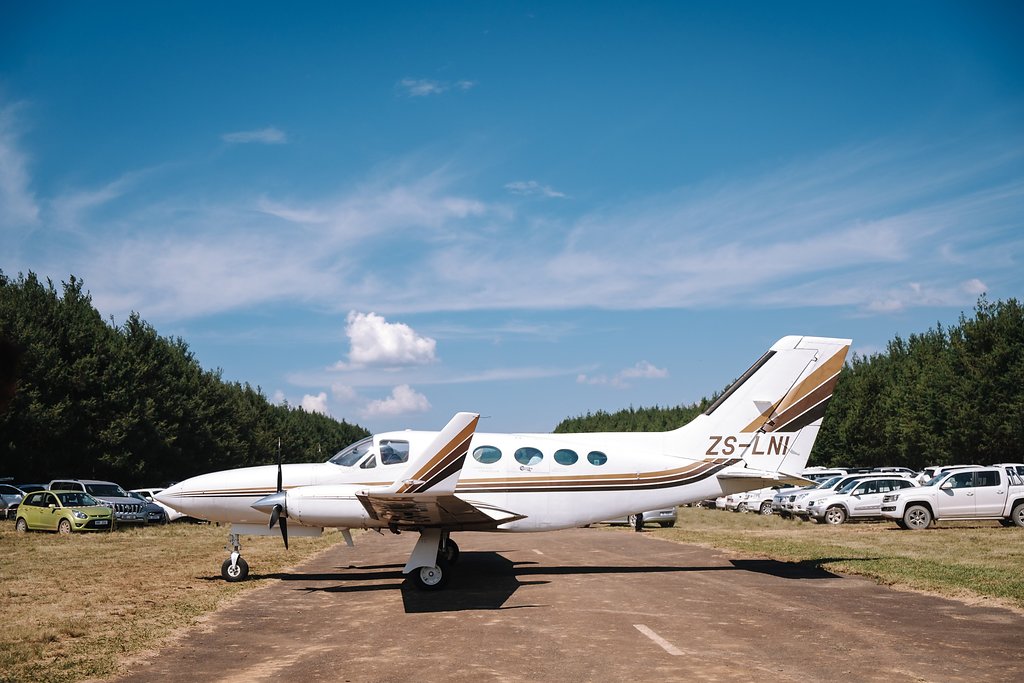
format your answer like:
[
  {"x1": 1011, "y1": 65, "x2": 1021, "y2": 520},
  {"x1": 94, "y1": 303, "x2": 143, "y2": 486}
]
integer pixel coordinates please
[
  {"x1": 473, "y1": 446, "x2": 502, "y2": 464},
  {"x1": 587, "y1": 451, "x2": 608, "y2": 466},
  {"x1": 359, "y1": 455, "x2": 377, "y2": 469},
  {"x1": 380, "y1": 440, "x2": 409, "y2": 465},
  {"x1": 514, "y1": 447, "x2": 544, "y2": 466},
  {"x1": 554, "y1": 449, "x2": 578, "y2": 465}
]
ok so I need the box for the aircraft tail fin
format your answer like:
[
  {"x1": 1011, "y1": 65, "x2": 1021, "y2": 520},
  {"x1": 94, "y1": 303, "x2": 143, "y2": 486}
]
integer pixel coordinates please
[
  {"x1": 678, "y1": 336, "x2": 850, "y2": 476},
  {"x1": 385, "y1": 412, "x2": 479, "y2": 495}
]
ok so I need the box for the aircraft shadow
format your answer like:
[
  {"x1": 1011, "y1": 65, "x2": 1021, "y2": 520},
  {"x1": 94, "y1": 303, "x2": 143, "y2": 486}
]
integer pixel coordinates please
[{"x1": 238, "y1": 552, "x2": 853, "y2": 613}]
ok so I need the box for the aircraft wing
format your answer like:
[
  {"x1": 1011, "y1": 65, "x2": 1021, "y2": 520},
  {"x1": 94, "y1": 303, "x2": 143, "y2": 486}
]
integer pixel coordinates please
[
  {"x1": 356, "y1": 492, "x2": 526, "y2": 529},
  {"x1": 717, "y1": 468, "x2": 815, "y2": 487}
]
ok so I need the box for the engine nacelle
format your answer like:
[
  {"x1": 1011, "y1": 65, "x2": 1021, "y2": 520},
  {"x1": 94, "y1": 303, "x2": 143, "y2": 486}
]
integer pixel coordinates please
[{"x1": 287, "y1": 484, "x2": 375, "y2": 528}]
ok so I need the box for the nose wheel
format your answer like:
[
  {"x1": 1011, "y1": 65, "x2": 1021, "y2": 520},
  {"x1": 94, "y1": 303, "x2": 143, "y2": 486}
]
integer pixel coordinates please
[{"x1": 221, "y1": 533, "x2": 250, "y2": 582}]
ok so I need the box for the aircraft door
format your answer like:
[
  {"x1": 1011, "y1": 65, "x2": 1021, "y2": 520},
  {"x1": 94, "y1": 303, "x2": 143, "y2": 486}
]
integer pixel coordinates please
[
  {"x1": 937, "y1": 471, "x2": 976, "y2": 517},
  {"x1": 973, "y1": 470, "x2": 1006, "y2": 516}
]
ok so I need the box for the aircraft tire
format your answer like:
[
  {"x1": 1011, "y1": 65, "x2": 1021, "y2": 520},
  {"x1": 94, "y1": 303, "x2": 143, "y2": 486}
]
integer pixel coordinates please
[
  {"x1": 411, "y1": 559, "x2": 449, "y2": 591},
  {"x1": 221, "y1": 556, "x2": 249, "y2": 582},
  {"x1": 441, "y1": 539, "x2": 460, "y2": 564}
]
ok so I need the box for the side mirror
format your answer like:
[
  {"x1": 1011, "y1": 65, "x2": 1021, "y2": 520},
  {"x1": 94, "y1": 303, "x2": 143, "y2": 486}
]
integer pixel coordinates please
[{"x1": 940, "y1": 481, "x2": 953, "y2": 490}]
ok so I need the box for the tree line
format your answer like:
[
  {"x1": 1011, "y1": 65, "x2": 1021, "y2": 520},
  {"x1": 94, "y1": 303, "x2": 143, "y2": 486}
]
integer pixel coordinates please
[
  {"x1": 0, "y1": 271, "x2": 368, "y2": 487},
  {"x1": 556, "y1": 297, "x2": 1024, "y2": 471}
]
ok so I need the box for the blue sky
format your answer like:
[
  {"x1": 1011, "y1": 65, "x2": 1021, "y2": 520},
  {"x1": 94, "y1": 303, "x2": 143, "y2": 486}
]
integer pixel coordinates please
[{"x1": 2, "y1": 1, "x2": 1023, "y2": 435}]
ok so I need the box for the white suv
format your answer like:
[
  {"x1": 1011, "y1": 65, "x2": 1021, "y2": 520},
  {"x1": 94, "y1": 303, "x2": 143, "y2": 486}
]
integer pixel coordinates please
[{"x1": 806, "y1": 475, "x2": 918, "y2": 525}]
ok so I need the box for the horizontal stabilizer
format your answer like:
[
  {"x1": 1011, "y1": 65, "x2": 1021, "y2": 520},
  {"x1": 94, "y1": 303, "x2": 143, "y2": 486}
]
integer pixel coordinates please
[
  {"x1": 357, "y1": 492, "x2": 525, "y2": 529},
  {"x1": 717, "y1": 469, "x2": 815, "y2": 487}
]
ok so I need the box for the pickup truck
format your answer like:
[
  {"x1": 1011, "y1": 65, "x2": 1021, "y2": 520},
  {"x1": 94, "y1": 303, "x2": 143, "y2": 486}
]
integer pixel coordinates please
[{"x1": 880, "y1": 466, "x2": 1024, "y2": 529}]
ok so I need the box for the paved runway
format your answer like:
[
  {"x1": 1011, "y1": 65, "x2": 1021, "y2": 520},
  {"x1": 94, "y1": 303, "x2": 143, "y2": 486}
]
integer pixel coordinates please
[{"x1": 114, "y1": 528, "x2": 1024, "y2": 682}]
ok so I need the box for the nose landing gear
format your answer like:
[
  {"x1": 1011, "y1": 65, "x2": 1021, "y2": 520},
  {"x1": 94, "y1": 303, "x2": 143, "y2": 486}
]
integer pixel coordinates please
[{"x1": 221, "y1": 532, "x2": 250, "y2": 582}]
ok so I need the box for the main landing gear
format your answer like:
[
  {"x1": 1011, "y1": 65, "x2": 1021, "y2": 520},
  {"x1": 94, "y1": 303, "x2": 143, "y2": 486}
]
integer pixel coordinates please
[
  {"x1": 221, "y1": 532, "x2": 249, "y2": 582},
  {"x1": 406, "y1": 530, "x2": 460, "y2": 591}
]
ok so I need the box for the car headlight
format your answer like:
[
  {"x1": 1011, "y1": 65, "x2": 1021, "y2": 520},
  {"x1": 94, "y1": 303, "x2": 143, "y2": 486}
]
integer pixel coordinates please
[
  {"x1": 73, "y1": 510, "x2": 88, "y2": 520},
  {"x1": 806, "y1": 500, "x2": 816, "y2": 507},
  {"x1": 882, "y1": 493, "x2": 899, "y2": 503}
]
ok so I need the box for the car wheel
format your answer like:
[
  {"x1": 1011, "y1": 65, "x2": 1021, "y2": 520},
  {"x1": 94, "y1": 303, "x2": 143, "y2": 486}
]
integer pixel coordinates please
[
  {"x1": 1011, "y1": 502, "x2": 1024, "y2": 528},
  {"x1": 15, "y1": 517, "x2": 28, "y2": 533},
  {"x1": 903, "y1": 505, "x2": 932, "y2": 530},
  {"x1": 896, "y1": 520, "x2": 909, "y2": 530},
  {"x1": 759, "y1": 501, "x2": 772, "y2": 515},
  {"x1": 824, "y1": 506, "x2": 847, "y2": 525},
  {"x1": 736, "y1": 502, "x2": 747, "y2": 513},
  {"x1": 659, "y1": 521, "x2": 675, "y2": 528},
  {"x1": 627, "y1": 514, "x2": 639, "y2": 527},
  {"x1": 58, "y1": 518, "x2": 72, "y2": 534}
]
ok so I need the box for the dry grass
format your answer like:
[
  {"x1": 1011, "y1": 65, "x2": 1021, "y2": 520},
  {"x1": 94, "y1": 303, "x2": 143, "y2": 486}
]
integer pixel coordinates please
[
  {"x1": 0, "y1": 520, "x2": 345, "y2": 683},
  {"x1": 651, "y1": 506, "x2": 1024, "y2": 611}
]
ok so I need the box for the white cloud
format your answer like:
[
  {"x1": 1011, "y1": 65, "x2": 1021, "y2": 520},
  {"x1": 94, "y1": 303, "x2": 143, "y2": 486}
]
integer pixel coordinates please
[
  {"x1": 577, "y1": 360, "x2": 668, "y2": 389},
  {"x1": 301, "y1": 392, "x2": 329, "y2": 415},
  {"x1": 331, "y1": 383, "x2": 358, "y2": 402},
  {"x1": 962, "y1": 278, "x2": 987, "y2": 295},
  {"x1": 505, "y1": 180, "x2": 566, "y2": 198},
  {"x1": 0, "y1": 102, "x2": 40, "y2": 228},
  {"x1": 221, "y1": 127, "x2": 287, "y2": 144},
  {"x1": 339, "y1": 311, "x2": 438, "y2": 369},
  {"x1": 361, "y1": 384, "x2": 431, "y2": 417},
  {"x1": 397, "y1": 78, "x2": 476, "y2": 97}
]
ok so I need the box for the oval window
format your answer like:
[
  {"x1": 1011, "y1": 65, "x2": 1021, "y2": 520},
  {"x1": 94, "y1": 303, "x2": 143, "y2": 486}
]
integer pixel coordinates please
[
  {"x1": 587, "y1": 451, "x2": 608, "y2": 466},
  {"x1": 473, "y1": 446, "x2": 502, "y2": 464},
  {"x1": 514, "y1": 447, "x2": 544, "y2": 466},
  {"x1": 554, "y1": 449, "x2": 578, "y2": 465}
]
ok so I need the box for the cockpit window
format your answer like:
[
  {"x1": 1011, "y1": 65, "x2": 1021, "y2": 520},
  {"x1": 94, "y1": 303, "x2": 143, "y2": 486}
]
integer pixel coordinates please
[
  {"x1": 380, "y1": 440, "x2": 410, "y2": 465},
  {"x1": 328, "y1": 437, "x2": 374, "y2": 466}
]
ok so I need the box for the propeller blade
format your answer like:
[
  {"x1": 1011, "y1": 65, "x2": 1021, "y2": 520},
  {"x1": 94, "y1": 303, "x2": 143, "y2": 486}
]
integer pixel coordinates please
[
  {"x1": 269, "y1": 504, "x2": 280, "y2": 530},
  {"x1": 279, "y1": 515, "x2": 289, "y2": 550}
]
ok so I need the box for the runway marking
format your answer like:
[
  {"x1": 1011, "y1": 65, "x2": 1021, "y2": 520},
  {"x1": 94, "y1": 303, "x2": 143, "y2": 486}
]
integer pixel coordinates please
[
  {"x1": 532, "y1": 549, "x2": 544, "y2": 555},
  {"x1": 634, "y1": 624, "x2": 683, "y2": 656}
]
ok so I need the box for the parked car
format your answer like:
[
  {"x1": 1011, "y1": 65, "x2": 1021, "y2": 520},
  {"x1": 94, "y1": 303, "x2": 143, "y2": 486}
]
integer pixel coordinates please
[
  {"x1": 805, "y1": 476, "x2": 919, "y2": 524},
  {"x1": 16, "y1": 483, "x2": 46, "y2": 494},
  {"x1": 915, "y1": 464, "x2": 977, "y2": 484},
  {"x1": 128, "y1": 491, "x2": 167, "y2": 524},
  {"x1": 735, "y1": 486, "x2": 784, "y2": 515},
  {"x1": 14, "y1": 490, "x2": 114, "y2": 533},
  {"x1": 47, "y1": 479, "x2": 147, "y2": 525},
  {"x1": 131, "y1": 487, "x2": 186, "y2": 522},
  {"x1": 602, "y1": 508, "x2": 677, "y2": 528},
  {"x1": 1, "y1": 483, "x2": 25, "y2": 519},
  {"x1": 881, "y1": 466, "x2": 1024, "y2": 529}
]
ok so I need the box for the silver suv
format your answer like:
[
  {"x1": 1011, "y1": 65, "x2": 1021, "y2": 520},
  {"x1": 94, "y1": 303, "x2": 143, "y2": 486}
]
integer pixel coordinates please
[{"x1": 47, "y1": 479, "x2": 147, "y2": 525}]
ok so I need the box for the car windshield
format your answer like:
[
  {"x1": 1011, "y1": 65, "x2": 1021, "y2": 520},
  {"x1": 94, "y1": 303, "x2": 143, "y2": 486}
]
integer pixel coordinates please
[
  {"x1": 924, "y1": 474, "x2": 947, "y2": 486},
  {"x1": 328, "y1": 437, "x2": 374, "y2": 467},
  {"x1": 816, "y1": 476, "x2": 841, "y2": 489},
  {"x1": 57, "y1": 492, "x2": 99, "y2": 507},
  {"x1": 85, "y1": 483, "x2": 128, "y2": 497},
  {"x1": 836, "y1": 479, "x2": 863, "y2": 493}
]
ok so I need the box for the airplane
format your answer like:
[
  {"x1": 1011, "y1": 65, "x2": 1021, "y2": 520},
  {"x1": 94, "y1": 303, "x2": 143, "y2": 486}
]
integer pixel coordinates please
[{"x1": 158, "y1": 335, "x2": 850, "y2": 590}]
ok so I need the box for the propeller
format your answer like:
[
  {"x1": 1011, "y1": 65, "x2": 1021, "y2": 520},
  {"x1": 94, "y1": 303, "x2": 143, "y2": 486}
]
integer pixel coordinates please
[{"x1": 268, "y1": 438, "x2": 288, "y2": 549}]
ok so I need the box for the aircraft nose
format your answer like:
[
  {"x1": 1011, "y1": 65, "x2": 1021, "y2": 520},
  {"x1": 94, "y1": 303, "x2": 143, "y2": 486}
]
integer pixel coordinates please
[{"x1": 155, "y1": 483, "x2": 183, "y2": 506}]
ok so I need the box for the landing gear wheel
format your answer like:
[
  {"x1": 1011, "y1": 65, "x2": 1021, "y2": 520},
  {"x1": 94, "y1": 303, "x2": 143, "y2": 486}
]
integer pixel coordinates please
[
  {"x1": 440, "y1": 539, "x2": 460, "y2": 564},
  {"x1": 759, "y1": 501, "x2": 772, "y2": 515},
  {"x1": 411, "y1": 559, "x2": 449, "y2": 590},
  {"x1": 15, "y1": 517, "x2": 28, "y2": 533},
  {"x1": 221, "y1": 556, "x2": 249, "y2": 582},
  {"x1": 824, "y1": 506, "x2": 847, "y2": 525},
  {"x1": 58, "y1": 519, "x2": 72, "y2": 534},
  {"x1": 903, "y1": 505, "x2": 932, "y2": 530}
]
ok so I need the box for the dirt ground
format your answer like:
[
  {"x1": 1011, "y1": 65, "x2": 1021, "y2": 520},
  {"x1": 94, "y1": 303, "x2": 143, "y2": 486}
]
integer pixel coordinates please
[{"x1": 112, "y1": 527, "x2": 1024, "y2": 683}]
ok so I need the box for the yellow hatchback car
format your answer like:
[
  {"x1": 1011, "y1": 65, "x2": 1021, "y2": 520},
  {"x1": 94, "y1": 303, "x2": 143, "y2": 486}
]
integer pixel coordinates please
[{"x1": 14, "y1": 490, "x2": 114, "y2": 533}]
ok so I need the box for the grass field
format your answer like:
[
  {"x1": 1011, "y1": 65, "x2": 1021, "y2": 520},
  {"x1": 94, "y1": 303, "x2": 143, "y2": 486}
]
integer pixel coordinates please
[
  {"x1": 2, "y1": 509, "x2": 1022, "y2": 682},
  {"x1": 0, "y1": 521, "x2": 346, "y2": 683},
  {"x1": 652, "y1": 506, "x2": 1024, "y2": 612}
]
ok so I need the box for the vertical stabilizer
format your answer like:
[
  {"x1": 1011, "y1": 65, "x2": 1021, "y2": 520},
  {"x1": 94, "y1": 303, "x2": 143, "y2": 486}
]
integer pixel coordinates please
[{"x1": 675, "y1": 336, "x2": 850, "y2": 475}]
